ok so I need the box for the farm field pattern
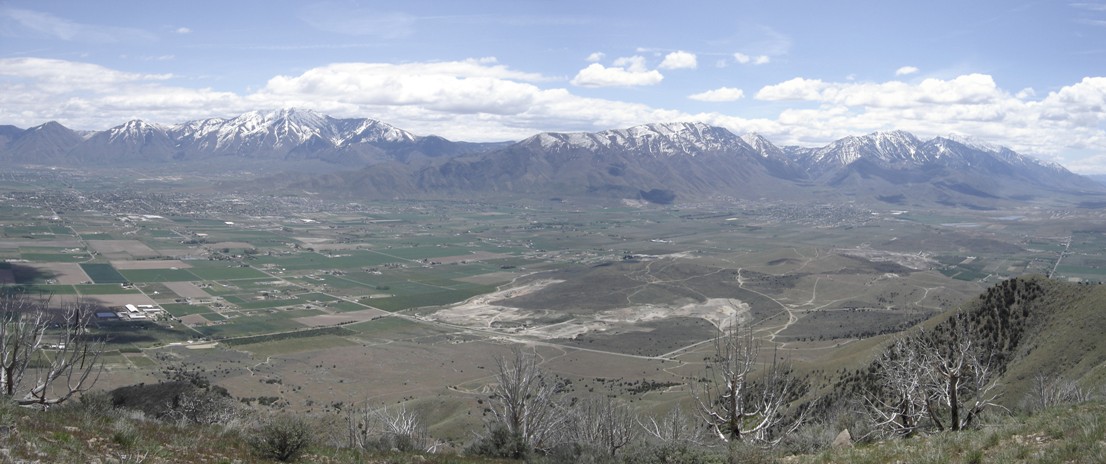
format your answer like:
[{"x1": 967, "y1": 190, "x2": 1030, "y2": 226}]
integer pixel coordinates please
[{"x1": 3, "y1": 168, "x2": 1106, "y2": 441}]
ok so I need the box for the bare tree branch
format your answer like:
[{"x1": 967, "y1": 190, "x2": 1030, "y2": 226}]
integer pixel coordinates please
[
  {"x1": 691, "y1": 322, "x2": 808, "y2": 444},
  {"x1": 486, "y1": 347, "x2": 563, "y2": 452},
  {"x1": 0, "y1": 291, "x2": 105, "y2": 407}
]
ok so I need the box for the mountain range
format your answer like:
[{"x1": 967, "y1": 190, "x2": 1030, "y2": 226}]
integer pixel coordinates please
[{"x1": 2, "y1": 108, "x2": 1102, "y2": 208}]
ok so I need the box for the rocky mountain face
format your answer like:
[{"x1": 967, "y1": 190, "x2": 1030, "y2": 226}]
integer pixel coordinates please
[{"x1": 2, "y1": 110, "x2": 1101, "y2": 207}]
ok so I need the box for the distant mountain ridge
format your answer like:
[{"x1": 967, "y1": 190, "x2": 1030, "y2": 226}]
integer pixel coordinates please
[
  {"x1": 0, "y1": 108, "x2": 507, "y2": 166},
  {"x1": 1, "y1": 109, "x2": 1102, "y2": 207}
]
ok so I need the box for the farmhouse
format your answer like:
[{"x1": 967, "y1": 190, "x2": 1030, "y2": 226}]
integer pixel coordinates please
[{"x1": 119, "y1": 304, "x2": 163, "y2": 320}]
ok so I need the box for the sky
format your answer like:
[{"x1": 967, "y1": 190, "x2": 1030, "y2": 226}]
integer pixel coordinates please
[{"x1": 2, "y1": 0, "x2": 1106, "y2": 172}]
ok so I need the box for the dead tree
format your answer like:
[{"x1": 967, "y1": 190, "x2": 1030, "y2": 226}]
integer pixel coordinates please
[
  {"x1": 486, "y1": 347, "x2": 563, "y2": 451},
  {"x1": 866, "y1": 336, "x2": 927, "y2": 438},
  {"x1": 920, "y1": 325, "x2": 1001, "y2": 432},
  {"x1": 640, "y1": 404, "x2": 706, "y2": 446},
  {"x1": 562, "y1": 396, "x2": 637, "y2": 457},
  {"x1": 347, "y1": 403, "x2": 434, "y2": 452},
  {"x1": 868, "y1": 321, "x2": 1002, "y2": 436},
  {"x1": 692, "y1": 323, "x2": 807, "y2": 444},
  {"x1": 0, "y1": 292, "x2": 104, "y2": 407},
  {"x1": 1023, "y1": 373, "x2": 1092, "y2": 412}
]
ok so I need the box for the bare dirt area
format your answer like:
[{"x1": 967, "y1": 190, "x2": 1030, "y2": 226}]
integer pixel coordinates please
[
  {"x1": 86, "y1": 240, "x2": 159, "y2": 258},
  {"x1": 28, "y1": 262, "x2": 90, "y2": 284},
  {"x1": 111, "y1": 259, "x2": 193, "y2": 270},
  {"x1": 179, "y1": 314, "x2": 211, "y2": 326},
  {"x1": 427, "y1": 279, "x2": 565, "y2": 329},
  {"x1": 293, "y1": 308, "x2": 390, "y2": 327},
  {"x1": 835, "y1": 247, "x2": 936, "y2": 270},
  {"x1": 1, "y1": 240, "x2": 83, "y2": 248},
  {"x1": 430, "y1": 271, "x2": 748, "y2": 342},
  {"x1": 455, "y1": 271, "x2": 519, "y2": 285},
  {"x1": 162, "y1": 281, "x2": 212, "y2": 298}
]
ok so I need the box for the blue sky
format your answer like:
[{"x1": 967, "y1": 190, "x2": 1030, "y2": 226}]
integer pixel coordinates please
[{"x1": 2, "y1": 0, "x2": 1106, "y2": 172}]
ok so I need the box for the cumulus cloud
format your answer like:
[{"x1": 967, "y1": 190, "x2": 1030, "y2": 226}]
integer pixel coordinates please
[
  {"x1": 755, "y1": 74, "x2": 1003, "y2": 107},
  {"x1": 570, "y1": 56, "x2": 664, "y2": 87},
  {"x1": 0, "y1": 57, "x2": 680, "y2": 141},
  {"x1": 659, "y1": 51, "x2": 697, "y2": 70},
  {"x1": 586, "y1": 52, "x2": 605, "y2": 62},
  {"x1": 689, "y1": 87, "x2": 745, "y2": 102},
  {"x1": 4, "y1": 56, "x2": 1106, "y2": 172},
  {"x1": 0, "y1": 57, "x2": 172, "y2": 94},
  {"x1": 896, "y1": 66, "x2": 919, "y2": 76}
]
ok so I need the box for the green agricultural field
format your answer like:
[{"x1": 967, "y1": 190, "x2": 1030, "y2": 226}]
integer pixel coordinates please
[
  {"x1": 119, "y1": 268, "x2": 200, "y2": 283},
  {"x1": 366, "y1": 285, "x2": 494, "y2": 311},
  {"x1": 79, "y1": 263, "x2": 127, "y2": 283},
  {"x1": 187, "y1": 266, "x2": 269, "y2": 280},
  {"x1": 233, "y1": 297, "x2": 308, "y2": 310},
  {"x1": 21, "y1": 252, "x2": 90, "y2": 263},
  {"x1": 1, "y1": 284, "x2": 77, "y2": 296},
  {"x1": 160, "y1": 303, "x2": 213, "y2": 317},
  {"x1": 192, "y1": 310, "x2": 320, "y2": 339},
  {"x1": 73, "y1": 284, "x2": 141, "y2": 295}
]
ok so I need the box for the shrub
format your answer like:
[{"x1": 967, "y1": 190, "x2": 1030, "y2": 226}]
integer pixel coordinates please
[
  {"x1": 466, "y1": 425, "x2": 530, "y2": 460},
  {"x1": 249, "y1": 414, "x2": 314, "y2": 462}
]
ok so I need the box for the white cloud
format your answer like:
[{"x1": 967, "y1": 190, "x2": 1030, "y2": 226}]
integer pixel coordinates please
[
  {"x1": 734, "y1": 53, "x2": 770, "y2": 65},
  {"x1": 689, "y1": 87, "x2": 745, "y2": 102},
  {"x1": 755, "y1": 74, "x2": 1003, "y2": 107},
  {"x1": 570, "y1": 57, "x2": 664, "y2": 87},
  {"x1": 586, "y1": 52, "x2": 605, "y2": 62},
  {"x1": 896, "y1": 66, "x2": 920, "y2": 76},
  {"x1": 4, "y1": 57, "x2": 1106, "y2": 173},
  {"x1": 612, "y1": 55, "x2": 649, "y2": 73},
  {"x1": 175, "y1": 27, "x2": 191, "y2": 34},
  {"x1": 0, "y1": 57, "x2": 679, "y2": 141},
  {"x1": 659, "y1": 51, "x2": 697, "y2": 70}
]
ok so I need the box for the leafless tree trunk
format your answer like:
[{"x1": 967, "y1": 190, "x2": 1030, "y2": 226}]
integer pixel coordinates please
[
  {"x1": 692, "y1": 322, "x2": 808, "y2": 444},
  {"x1": 0, "y1": 291, "x2": 104, "y2": 407},
  {"x1": 347, "y1": 403, "x2": 436, "y2": 452},
  {"x1": 868, "y1": 320, "x2": 1002, "y2": 436},
  {"x1": 1023, "y1": 373, "x2": 1092, "y2": 412},
  {"x1": 562, "y1": 396, "x2": 637, "y2": 456},
  {"x1": 865, "y1": 336, "x2": 927, "y2": 438},
  {"x1": 640, "y1": 404, "x2": 706, "y2": 446},
  {"x1": 920, "y1": 326, "x2": 1001, "y2": 432},
  {"x1": 487, "y1": 347, "x2": 563, "y2": 451}
]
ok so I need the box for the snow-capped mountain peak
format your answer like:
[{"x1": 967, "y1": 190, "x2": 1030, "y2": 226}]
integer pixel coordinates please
[
  {"x1": 524, "y1": 121, "x2": 747, "y2": 157},
  {"x1": 741, "y1": 132, "x2": 785, "y2": 158}
]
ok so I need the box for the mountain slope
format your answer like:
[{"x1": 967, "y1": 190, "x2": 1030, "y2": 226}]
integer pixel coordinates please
[
  {"x1": 351, "y1": 122, "x2": 809, "y2": 203},
  {"x1": 3, "y1": 121, "x2": 85, "y2": 164}
]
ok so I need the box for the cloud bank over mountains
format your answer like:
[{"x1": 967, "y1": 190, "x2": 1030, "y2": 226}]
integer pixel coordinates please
[{"x1": 3, "y1": 55, "x2": 1104, "y2": 173}]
